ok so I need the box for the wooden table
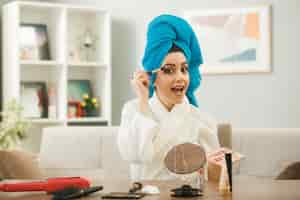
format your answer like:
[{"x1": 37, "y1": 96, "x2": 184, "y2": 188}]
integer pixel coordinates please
[
  {"x1": 1, "y1": 176, "x2": 300, "y2": 200},
  {"x1": 233, "y1": 176, "x2": 300, "y2": 200}
]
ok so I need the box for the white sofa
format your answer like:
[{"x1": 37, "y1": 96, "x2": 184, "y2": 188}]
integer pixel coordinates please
[
  {"x1": 232, "y1": 128, "x2": 300, "y2": 178},
  {"x1": 39, "y1": 126, "x2": 130, "y2": 182},
  {"x1": 39, "y1": 126, "x2": 300, "y2": 181}
]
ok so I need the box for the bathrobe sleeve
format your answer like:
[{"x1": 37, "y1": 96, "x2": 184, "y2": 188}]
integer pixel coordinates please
[
  {"x1": 117, "y1": 100, "x2": 159, "y2": 164},
  {"x1": 194, "y1": 112, "x2": 220, "y2": 181},
  {"x1": 197, "y1": 112, "x2": 220, "y2": 153}
]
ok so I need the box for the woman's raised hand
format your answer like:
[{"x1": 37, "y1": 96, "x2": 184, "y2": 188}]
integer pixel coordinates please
[
  {"x1": 131, "y1": 69, "x2": 150, "y2": 113},
  {"x1": 131, "y1": 69, "x2": 151, "y2": 113},
  {"x1": 131, "y1": 69, "x2": 150, "y2": 101}
]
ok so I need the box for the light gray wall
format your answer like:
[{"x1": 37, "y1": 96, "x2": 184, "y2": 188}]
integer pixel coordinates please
[{"x1": 49, "y1": 0, "x2": 300, "y2": 128}]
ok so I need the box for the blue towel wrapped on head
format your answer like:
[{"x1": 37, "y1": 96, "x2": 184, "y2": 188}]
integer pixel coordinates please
[{"x1": 142, "y1": 14, "x2": 203, "y2": 107}]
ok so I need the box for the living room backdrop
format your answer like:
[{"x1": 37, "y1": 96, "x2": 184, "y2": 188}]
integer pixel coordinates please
[{"x1": 1, "y1": 0, "x2": 300, "y2": 128}]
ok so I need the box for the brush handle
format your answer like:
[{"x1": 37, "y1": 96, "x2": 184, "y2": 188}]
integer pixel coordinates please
[
  {"x1": 225, "y1": 153, "x2": 232, "y2": 192},
  {"x1": 0, "y1": 177, "x2": 90, "y2": 193},
  {"x1": 0, "y1": 182, "x2": 44, "y2": 192}
]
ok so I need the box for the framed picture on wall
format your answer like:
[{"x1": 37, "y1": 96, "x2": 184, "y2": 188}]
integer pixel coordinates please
[
  {"x1": 20, "y1": 82, "x2": 48, "y2": 118},
  {"x1": 184, "y1": 5, "x2": 271, "y2": 74},
  {"x1": 19, "y1": 23, "x2": 51, "y2": 60},
  {"x1": 68, "y1": 80, "x2": 92, "y2": 102}
]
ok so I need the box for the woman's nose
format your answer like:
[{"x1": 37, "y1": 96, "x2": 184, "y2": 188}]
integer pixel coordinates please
[{"x1": 174, "y1": 70, "x2": 186, "y2": 80}]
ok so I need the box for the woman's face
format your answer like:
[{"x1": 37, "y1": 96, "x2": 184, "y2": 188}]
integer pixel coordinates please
[{"x1": 154, "y1": 51, "x2": 190, "y2": 111}]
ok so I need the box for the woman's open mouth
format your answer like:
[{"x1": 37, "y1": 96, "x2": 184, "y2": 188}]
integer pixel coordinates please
[{"x1": 171, "y1": 85, "x2": 185, "y2": 96}]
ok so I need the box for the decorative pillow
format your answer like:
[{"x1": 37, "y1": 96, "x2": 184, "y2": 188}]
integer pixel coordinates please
[
  {"x1": 276, "y1": 161, "x2": 300, "y2": 180},
  {"x1": 0, "y1": 150, "x2": 44, "y2": 179},
  {"x1": 217, "y1": 123, "x2": 232, "y2": 149}
]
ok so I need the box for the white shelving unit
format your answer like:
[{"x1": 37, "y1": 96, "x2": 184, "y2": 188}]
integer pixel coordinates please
[{"x1": 2, "y1": 1, "x2": 112, "y2": 126}]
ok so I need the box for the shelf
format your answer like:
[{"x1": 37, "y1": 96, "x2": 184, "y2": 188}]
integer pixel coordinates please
[
  {"x1": 30, "y1": 117, "x2": 108, "y2": 124},
  {"x1": 67, "y1": 117, "x2": 107, "y2": 123},
  {"x1": 3, "y1": 1, "x2": 111, "y2": 127},
  {"x1": 68, "y1": 62, "x2": 107, "y2": 68},
  {"x1": 20, "y1": 60, "x2": 62, "y2": 67},
  {"x1": 29, "y1": 118, "x2": 64, "y2": 124},
  {"x1": 18, "y1": 1, "x2": 63, "y2": 9}
]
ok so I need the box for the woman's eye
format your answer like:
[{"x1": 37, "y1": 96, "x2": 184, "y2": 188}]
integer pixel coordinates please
[
  {"x1": 160, "y1": 65, "x2": 188, "y2": 75},
  {"x1": 180, "y1": 65, "x2": 189, "y2": 74},
  {"x1": 162, "y1": 67, "x2": 174, "y2": 74}
]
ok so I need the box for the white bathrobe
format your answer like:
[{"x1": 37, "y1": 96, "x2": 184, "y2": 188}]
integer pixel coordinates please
[{"x1": 117, "y1": 94, "x2": 220, "y2": 180}]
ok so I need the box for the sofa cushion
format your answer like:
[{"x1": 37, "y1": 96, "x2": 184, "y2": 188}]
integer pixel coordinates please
[
  {"x1": 217, "y1": 123, "x2": 232, "y2": 148},
  {"x1": 40, "y1": 126, "x2": 130, "y2": 181},
  {"x1": 276, "y1": 161, "x2": 300, "y2": 180},
  {"x1": 233, "y1": 128, "x2": 300, "y2": 177},
  {"x1": 39, "y1": 128, "x2": 103, "y2": 169},
  {"x1": 0, "y1": 150, "x2": 44, "y2": 179}
]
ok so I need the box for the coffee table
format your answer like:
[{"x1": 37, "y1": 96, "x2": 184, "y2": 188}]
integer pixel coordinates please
[{"x1": 1, "y1": 176, "x2": 299, "y2": 200}]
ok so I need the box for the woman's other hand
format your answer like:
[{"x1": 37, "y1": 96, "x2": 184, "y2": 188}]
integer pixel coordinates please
[{"x1": 207, "y1": 148, "x2": 232, "y2": 166}]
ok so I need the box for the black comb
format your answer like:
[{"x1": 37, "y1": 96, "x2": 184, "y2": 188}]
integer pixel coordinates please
[{"x1": 52, "y1": 186, "x2": 103, "y2": 200}]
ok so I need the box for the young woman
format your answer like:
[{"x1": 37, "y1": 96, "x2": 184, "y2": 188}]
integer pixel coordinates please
[{"x1": 117, "y1": 14, "x2": 220, "y2": 180}]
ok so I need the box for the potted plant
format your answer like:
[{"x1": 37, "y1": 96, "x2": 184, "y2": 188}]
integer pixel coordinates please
[
  {"x1": 0, "y1": 99, "x2": 31, "y2": 150},
  {"x1": 80, "y1": 94, "x2": 99, "y2": 117}
]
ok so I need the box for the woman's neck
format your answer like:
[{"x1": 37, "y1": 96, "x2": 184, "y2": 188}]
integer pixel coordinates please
[{"x1": 156, "y1": 93, "x2": 174, "y2": 112}]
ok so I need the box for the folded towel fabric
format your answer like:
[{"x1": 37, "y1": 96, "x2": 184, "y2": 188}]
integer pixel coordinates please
[{"x1": 142, "y1": 14, "x2": 203, "y2": 107}]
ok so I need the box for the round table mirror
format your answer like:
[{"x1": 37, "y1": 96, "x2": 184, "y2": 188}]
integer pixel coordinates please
[
  {"x1": 164, "y1": 143, "x2": 206, "y2": 174},
  {"x1": 164, "y1": 143, "x2": 207, "y2": 197}
]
